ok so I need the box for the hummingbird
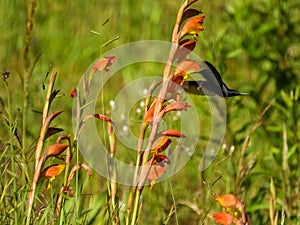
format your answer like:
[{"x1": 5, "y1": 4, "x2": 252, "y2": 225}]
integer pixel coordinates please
[{"x1": 182, "y1": 61, "x2": 248, "y2": 98}]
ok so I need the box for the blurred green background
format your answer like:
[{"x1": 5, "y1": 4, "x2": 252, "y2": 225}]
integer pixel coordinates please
[{"x1": 0, "y1": 0, "x2": 299, "y2": 224}]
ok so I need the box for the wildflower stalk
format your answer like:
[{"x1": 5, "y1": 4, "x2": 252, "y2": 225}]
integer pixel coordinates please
[
  {"x1": 107, "y1": 121, "x2": 120, "y2": 225},
  {"x1": 128, "y1": 1, "x2": 195, "y2": 224},
  {"x1": 26, "y1": 73, "x2": 60, "y2": 225},
  {"x1": 127, "y1": 83, "x2": 159, "y2": 219},
  {"x1": 35, "y1": 72, "x2": 58, "y2": 167},
  {"x1": 56, "y1": 135, "x2": 71, "y2": 217}
]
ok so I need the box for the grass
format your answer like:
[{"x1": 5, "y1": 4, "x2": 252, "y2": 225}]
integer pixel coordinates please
[{"x1": 0, "y1": 0, "x2": 299, "y2": 224}]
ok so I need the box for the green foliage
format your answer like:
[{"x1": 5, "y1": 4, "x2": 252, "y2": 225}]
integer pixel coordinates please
[{"x1": 0, "y1": 0, "x2": 299, "y2": 224}]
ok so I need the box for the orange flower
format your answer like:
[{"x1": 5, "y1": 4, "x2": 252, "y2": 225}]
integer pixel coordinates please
[
  {"x1": 174, "y1": 39, "x2": 196, "y2": 59},
  {"x1": 173, "y1": 59, "x2": 200, "y2": 85},
  {"x1": 163, "y1": 102, "x2": 191, "y2": 114},
  {"x1": 213, "y1": 212, "x2": 234, "y2": 225},
  {"x1": 151, "y1": 136, "x2": 172, "y2": 154},
  {"x1": 180, "y1": 15, "x2": 205, "y2": 39},
  {"x1": 45, "y1": 143, "x2": 69, "y2": 158},
  {"x1": 157, "y1": 129, "x2": 186, "y2": 138},
  {"x1": 216, "y1": 194, "x2": 238, "y2": 208},
  {"x1": 168, "y1": 59, "x2": 200, "y2": 98},
  {"x1": 83, "y1": 113, "x2": 113, "y2": 123},
  {"x1": 70, "y1": 88, "x2": 77, "y2": 98},
  {"x1": 147, "y1": 154, "x2": 170, "y2": 188},
  {"x1": 216, "y1": 194, "x2": 243, "y2": 212},
  {"x1": 144, "y1": 98, "x2": 158, "y2": 123},
  {"x1": 213, "y1": 212, "x2": 243, "y2": 225},
  {"x1": 91, "y1": 56, "x2": 115, "y2": 73},
  {"x1": 40, "y1": 164, "x2": 65, "y2": 190}
]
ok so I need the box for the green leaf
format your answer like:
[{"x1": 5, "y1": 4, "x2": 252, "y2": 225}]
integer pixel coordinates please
[{"x1": 226, "y1": 48, "x2": 243, "y2": 58}]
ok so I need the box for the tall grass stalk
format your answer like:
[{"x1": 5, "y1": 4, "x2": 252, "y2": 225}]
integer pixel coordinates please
[
  {"x1": 22, "y1": 0, "x2": 38, "y2": 154},
  {"x1": 4, "y1": 77, "x2": 18, "y2": 224}
]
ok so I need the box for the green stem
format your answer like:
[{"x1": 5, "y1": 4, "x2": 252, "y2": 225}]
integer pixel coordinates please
[
  {"x1": 130, "y1": 189, "x2": 142, "y2": 225},
  {"x1": 22, "y1": 0, "x2": 38, "y2": 155},
  {"x1": 5, "y1": 81, "x2": 18, "y2": 224},
  {"x1": 22, "y1": 70, "x2": 28, "y2": 155}
]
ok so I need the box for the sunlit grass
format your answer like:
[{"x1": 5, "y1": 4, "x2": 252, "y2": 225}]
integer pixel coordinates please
[{"x1": 0, "y1": 0, "x2": 299, "y2": 224}]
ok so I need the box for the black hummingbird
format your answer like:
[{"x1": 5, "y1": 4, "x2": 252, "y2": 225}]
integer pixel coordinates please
[{"x1": 182, "y1": 61, "x2": 248, "y2": 98}]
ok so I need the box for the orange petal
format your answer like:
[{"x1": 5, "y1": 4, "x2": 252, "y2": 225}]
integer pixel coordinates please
[
  {"x1": 151, "y1": 136, "x2": 172, "y2": 154},
  {"x1": 174, "y1": 59, "x2": 200, "y2": 85},
  {"x1": 164, "y1": 102, "x2": 191, "y2": 114},
  {"x1": 180, "y1": 15, "x2": 205, "y2": 39},
  {"x1": 213, "y1": 212, "x2": 234, "y2": 225},
  {"x1": 147, "y1": 155, "x2": 170, "y2": 181},
  {"x1": 40, "y1": 164, "x2": 65, "y2": 179},
  {"x1": 92, "y1": 56, "x2": 115, "y2": 73},
  {"x1": 70, "y1": 88, "x2": 77, "y2": 98},
  {"x1": 84, "y1": 114, "x2": 113, "y2": 123},
  {"x1": 144, "y1": 98, "x2": 158, "y2": 123},
  {"x1": 153, "y1": 154, "x2": 170, "y2": 164},
  {"x1": 45, "y1": 143, "x2": 69, "y2": 157},
  {"x1": 158, "y1": 130, "x2": 186, "y2": 138},
  {"x1": 93, "y1": 114, "x2": 113, "y2": 122},
  {"x1": 216, "y1": 194, "x2": 237, "y2": 208},
  {"x1": 174, "y1": 39, "x2": 196, "y2": 59}
]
